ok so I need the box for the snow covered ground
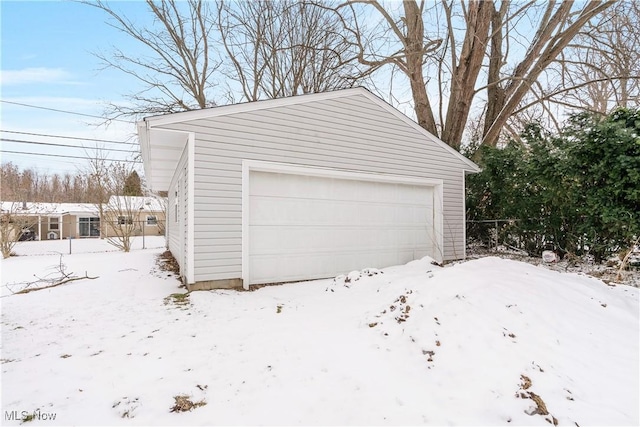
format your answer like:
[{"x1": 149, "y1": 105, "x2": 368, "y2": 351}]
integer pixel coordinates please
[
  {"x1": 466, "y1": 244, "x2": 640, "y2": 289},
  {"x1": 1, "y1": 239, "x2": 638, "y2": 425},
  {"x1": 7, "y1": 235, "x2": 166, "y2": 257}
]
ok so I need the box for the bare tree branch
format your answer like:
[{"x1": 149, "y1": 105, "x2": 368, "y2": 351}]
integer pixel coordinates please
[
  {"x1": 83, "y1": 0, "x2": 221, "y2": 119},
  {"x1": 331, "y1": 0, "x2": 616, "y2": 150},
  {"x1": 217, "y1": 0, "x2": 361, "y2": 102}
]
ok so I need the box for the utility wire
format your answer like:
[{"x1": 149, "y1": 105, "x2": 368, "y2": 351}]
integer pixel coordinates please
[
  {"x1": 0, "y1": 100, "x2": 132, "y2": 123},
  {"x1": 0, "y1": 129, "x2": 138, "y2": 146},
  {"x1": 0, "y1": 150, "x2": 142, "y2": 163},
  {"x1": 1, "y1": 138, "x2": 139, "y2": 154}
]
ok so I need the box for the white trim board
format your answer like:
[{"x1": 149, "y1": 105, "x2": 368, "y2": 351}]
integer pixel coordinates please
[
  {"x1": 186, "y1": 132, "x2": 196, "y2": 285},
  {"x1": 242, "y1": 160, "x2": 445, "y2": 186}
]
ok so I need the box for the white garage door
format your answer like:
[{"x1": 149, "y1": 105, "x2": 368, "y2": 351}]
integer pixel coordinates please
[{"x1": 247, "y1": 170, "x2": 437, "y2": 285}]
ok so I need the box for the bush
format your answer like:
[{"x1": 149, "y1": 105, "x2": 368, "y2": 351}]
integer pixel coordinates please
[{"x1": 467, "y1": 109, "x2": 640, "y2": 261}]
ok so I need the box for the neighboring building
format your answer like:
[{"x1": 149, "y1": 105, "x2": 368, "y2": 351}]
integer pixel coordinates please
[
  {"x1": 138, "y1": 87, "x2": 480, "y2": 290},
  {"x1": 103, "y1": 196, "x2": 166, "y2": 237},
  {"x1": 0, "y1": 198, "x2": 166, "y2": 240},
  {"x1": 0, "y1": 202, "x2": 100, "y2": 240}
]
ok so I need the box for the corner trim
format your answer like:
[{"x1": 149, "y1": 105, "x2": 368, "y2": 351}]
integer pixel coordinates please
[
  {"x1": 462, "y1": 169, "x2": 467, "y2": 260},
  {"x1": 241, "y1": 161, "x2": 251, "y2": 290},
  {"x1": 186, "y1": 132, "x2": 196, "y2": 285}
]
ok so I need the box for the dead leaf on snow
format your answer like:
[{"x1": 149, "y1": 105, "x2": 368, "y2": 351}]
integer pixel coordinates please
[{"x1": 170, "y1": 395, "x2": 206, "y2": 413}]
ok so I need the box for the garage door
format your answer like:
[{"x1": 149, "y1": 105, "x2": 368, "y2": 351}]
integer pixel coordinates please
[{"x1": 247, "y1": 169, "x2": 437, "y2": 285}]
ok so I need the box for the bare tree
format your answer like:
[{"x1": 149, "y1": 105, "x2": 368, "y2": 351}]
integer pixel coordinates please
[
  {"x1": 483, "y1": 0, "x2": 615, "y2": 145},
  {"x1": 89, "y1": 0, "x2": 361, "y2": 113},
  {"x1": 217, "y1": 0, "x2": 361, "y2": 103},
  {"x1": 84, "y1": 0, "x2": 221, "y2": 118},
  {"x1": 87, "y1": 0, "x2": 619, "y2": 149},
  {"x1": 102, "y1": 193, "x2": 141, "y2": 253},
  {"x1": 84, "y1": 153, "x2": 140, "y2": 251},
  {"x1": 0, "y1": 202, "x2": 43, "y2": 258},
  {"x1": 333, "y1": 0, "x2": 616, "y2": 149},
  {"x1": 0, "y1": 162, "x2": 21, "y2": 202},
  {"x1": 544, "y1": 1, "x2": 640, "y2": 115},
  {"x1": 1, "y1": 163, "x2": 43, "y2": 257},
  {"x1": 1, "y1": 161, "x2": 98, "y2": 203},
  {"x1": 2, "y1": 162, "x2": 69, "y2": 203},
  {"x1": 84, "y1": 154, "x2": 111, "y2": 238}
]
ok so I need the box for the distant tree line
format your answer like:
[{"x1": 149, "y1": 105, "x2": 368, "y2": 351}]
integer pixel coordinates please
[
  {"x1": 466, "y1": 108, "x2": 640, "y2": 262},
  {"x1": 0, "y1": 162, "x2": 143, "y2": 204},
  {"x1": 0, "y1": 160, "x2": 149, "y2": 257}
]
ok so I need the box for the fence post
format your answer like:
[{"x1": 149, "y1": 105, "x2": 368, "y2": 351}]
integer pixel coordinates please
[
  {"x1": 142, "y1": 219, "x2": 146, "y2": 250},
  {"x1": 495, "y1": 220, "x2": 499, "y2": 251},
  {"x1": 69, "y1": 236, "x2": 72, "y2": 255}
]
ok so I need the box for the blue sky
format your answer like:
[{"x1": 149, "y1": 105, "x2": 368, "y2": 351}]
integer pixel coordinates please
[
  {"x1": 0, "y1": 0, "x2": 421, "y2": 178},
  {"x1": 1, "y1": 0, "x2": 150, "y2": 175},
  {"x1": 0, "y1": 1, "x2": 402, "y2": 178}
]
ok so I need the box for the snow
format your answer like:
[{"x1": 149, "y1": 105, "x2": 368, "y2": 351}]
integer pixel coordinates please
[
  {"x1": 106, "y1": 196, "x2": 165, "y2": 213},
  {"x1": 7, "y1": 236, "x2": 166, "y2": 257},
  {"x1": 1, "y1": 240, "x2": 638, "y2": 425},
  {"x1": 0, "y1": 201, "x2": 98, "y2": 216}
]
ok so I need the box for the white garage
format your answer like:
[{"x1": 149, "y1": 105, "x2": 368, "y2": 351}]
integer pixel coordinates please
[
  {"x1": 243, "y1": 162, "x2": 442, "y2": 285},
  {"x1": 138, "y1": 87, "x2": 480, "y2": 290}
]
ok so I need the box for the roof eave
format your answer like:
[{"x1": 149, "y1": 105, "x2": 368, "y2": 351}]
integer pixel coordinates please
[
  {"x1": 136, "y1": 122, "x2": 189, "y2": 192},
  {"x1": 142, "y1": 87, "x2": 371, "y2": 127}
]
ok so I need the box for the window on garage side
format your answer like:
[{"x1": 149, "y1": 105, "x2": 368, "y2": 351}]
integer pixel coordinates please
[{"x1": 174, "y1": 188, "x2": 179, "y2": 223}]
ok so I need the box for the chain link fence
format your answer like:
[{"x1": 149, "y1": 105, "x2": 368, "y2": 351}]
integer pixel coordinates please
[
  {"x1": 466, "y1": 219, "x2": 538, "y2": 254},
  {"x1": 13, "y1": 219, "x2": 166, "y2": 255},
  {"x1": 466, "y1": 219, "x2": 515, "y2": 249}
]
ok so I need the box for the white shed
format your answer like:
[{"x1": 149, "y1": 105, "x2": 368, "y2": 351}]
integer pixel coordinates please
[{"x1": 138, "y1": 87, "x2": 479, "y2": 290}]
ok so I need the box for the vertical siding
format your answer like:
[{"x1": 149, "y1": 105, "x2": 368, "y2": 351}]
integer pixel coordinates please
[{"x1": 159, "y1": 93, "x2": 470, "y2": 283}]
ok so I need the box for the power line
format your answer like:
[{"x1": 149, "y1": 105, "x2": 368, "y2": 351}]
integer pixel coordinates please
[
  {"x1": 0, "y1": 150, "x2": 142, "y2": 163},
  {"x1": 0, "y1": 100, "x2": 132, "y2": 123},
  {"x1": 0, "y1": 129, "x2": 138, "y2": 146},
  {"x1": 1, "y1": 138, "x2": 139, "y2": 154}
]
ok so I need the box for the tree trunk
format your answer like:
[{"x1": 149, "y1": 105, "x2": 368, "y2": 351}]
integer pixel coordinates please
[
  {"x1": 404, "y1": 1, "x2": 438, "y2": 135},
  {"x1": 483, "y1": 2, "x2": 506, "y2": 140},
  {"x1": 441, "y1": 0, "x2": 492, "y2": 150}
]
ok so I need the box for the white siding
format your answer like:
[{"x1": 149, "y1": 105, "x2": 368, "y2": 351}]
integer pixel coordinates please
[
  {"x1": 158, "y1": 93, "x2": 468, "y2": 283},
  {"x1": 167, "y1": 144, "x2": 189, "y2": 278}
]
